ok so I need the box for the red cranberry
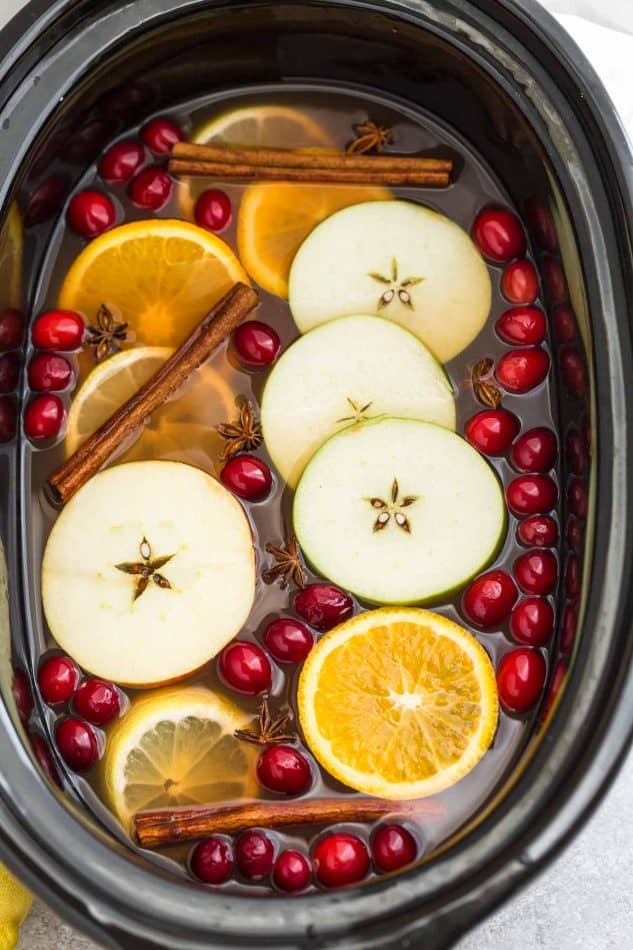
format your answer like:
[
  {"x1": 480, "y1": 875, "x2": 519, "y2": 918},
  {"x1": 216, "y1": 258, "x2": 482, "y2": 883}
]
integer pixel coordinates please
[
  {"x1": 541, "y1": 255, "x2": 567, "y2": 304},
  {"x1": 24, "y1": 174, "x2": 69, "y2": 227},
  {"x1": 559, "y1": 348, "x2": 585, "y2": 396},
  {"x1": 32, "y1": 310, "x2": 84, "y2": 350},
  {"x1": 564, "y1": 554, "x2": 579, "y2": 599},
  {"x1": 38, "y1": 654, "x2": 80, "y2": 705},
  {"x1": 235, "y1": 830, "x2": 275, "y2": 880},
  {"x1": 496, "y1": 307, "x2": 546, "y2": 346},
  {"x1": 497, "y1": 648, "x2": 546, "y2": 713},
  {"x1": 129, "y1": 166, "x2": 172, "y2": 209},
  {"x1": 67, "y1": 190, "x2": 115, "y2": 238},
  {"x1": 233, "y1": 321, "x2": 281, "y2": 369},
  {"x1": 219, "y1": 642, "x2": 272, "y2": 694},
  {"x1": 552, "y1": 304, "x2": 576, "y2": 344},
  {"x1": 496, "y1": 348, "x2": 549, "y2": 393},
  {"x1": 510, "y1": 598, "x2": 554, "y2": 646},
  {"x1": 464, "y1": 409, "x2": 519, "y2": 456},
  {"x1": 99, "y1": 83, "x2": 151, "y2": 119},
  {"x1": 263, "y1": 618, "x2": 314, "y2": 663},
  {"x1": 568, "y1": 479, "x2": 588, "y2": 519},
  {"x1": 28, "y1": 353, "x2": 72, "y2": 392},
  {"x1": 0, "y1": 309, "x2": 24, "y2": 350},
  {"x1": 500, "y1": 260, "x2": 539, "y2": 304},
  {"x1": 541, "y1": 658, "x2": 567, "y2": 720},
  {"x1": 561, "y1": 603, "x2": 578, "y2": 653},
  {"x1": 524, "y1": 198, "x2": 558, "y2": 252},
  {"x1": 12, "y1": 670, "x2": 33, "y2": 723},
  {"x1": 511, "y1": 427, "x2": 557, "y2": 473},
  {"x1": 99, "y1": 139, "x2": 145, "y2": 182},
  {"x1": 74, "y1": 678, "x2": 121, "y2": 725},
  {"x1": 0, "y1": 353, "x2": 20, "y2": 394},
  {"x1": 273, "y1": 850, "x2": 311, "y2": 892},
  {"x1": 55, "y1": 718, "x2": 99, "y2": 771},
  {"x1": 295, "y1": 584, "x2": 353, "y2": 632},
  {"x1": 24, "y1": 394, "x2": 65, "y2": 440},
  {"x1": 566, "y1": 517, "x2": 582, "y2": 552},
  {"x1": 220, "y1": 455, "x2": 272, "y2": 501},
  {"x1": 29, "y1": 733, "x2": 60, "y2": 786},
  {"x1": 515, "y1": 550, "x2": 558, "y2": 595},
  {"x1": 141, "y1": 117, "x2": 184, "y2": 154},
  {"x1": 65, "y1": 119, "x2": 116, "y2": 165},
  {"x1": 257, "y1": 745, "x2": 312, "y2": 796},
  {"x1": 517, "y1": 515, "x2": 558, "y2": 548},
  {"x1": 506, "y1": 475, "x2": 557, "y2": 515},
  {"x1": 565, "y1": 429, "x2": 585, "y2": 476},
  {"x1": 190, "y1": 836, "x2": 233, "y2": 884},
  {"x1": 472, "y1": 207, "x2": 526, "y2": 262},
  {"x1": 194, "y1": 189, "x2": 232, "y2": 233},
  {"x1": 463, "y1": 570, "x2": 518, "y2": 628},
  {"x1": 313, "y1": 833, "x2": 369, "y2": 888},
  {"x1": 372, "y1": 824, "x2": 417, "y2": 872},
  {"x1": 0, "y1": 397, "x2": 17, "y2": 442}
]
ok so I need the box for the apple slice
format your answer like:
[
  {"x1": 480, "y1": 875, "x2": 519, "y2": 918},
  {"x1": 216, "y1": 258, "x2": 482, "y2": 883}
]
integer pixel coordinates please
[
  {"x1": 261, "y1": 315, "x2": 455, "y2": 487},
  {"x1": 293, "y1": 418, "x2": 505, "y2": 605},
  {"x1": 288, "y1": 200, "x2": 492, "y2": 363},
  {"x1": 42, "y1": 461, "x2": 255, "y2": 686}
]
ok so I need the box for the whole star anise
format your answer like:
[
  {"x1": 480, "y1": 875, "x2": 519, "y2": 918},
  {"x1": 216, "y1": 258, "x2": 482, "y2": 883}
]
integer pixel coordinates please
[
  {"x1": 86, "y1": 303, "x2": 128, "y2": 363},
  {"x1": 216, "y1": 400, "x2": 262, "y2": 460},
  {"x1": 262, "y1": 535, "x2": 306, "y2": 589},
  {"x1": 470, "y1": 358, "x2": 503, "y2": 409},
  {"x1": 346, "y1": 120, "x2": 393, "y2": 155},
  {"x1": 115, "y1": 537, "x2": 175, "y2": 602},
  {"x1": 234, "y1": 698, "x2": 295, "y2": 746}
]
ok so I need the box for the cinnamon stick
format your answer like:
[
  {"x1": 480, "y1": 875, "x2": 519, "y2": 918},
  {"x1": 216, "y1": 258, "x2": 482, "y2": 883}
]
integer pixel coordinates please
[
  {"x1": 169, "y1": 159, "x2": 449, "y2": 187},
  {"x1": 47, "y1": 282, "x2": 258, "y2": 505},
  {"x1": 134, "y1": 797, "x2": 444, "y2": 849}
]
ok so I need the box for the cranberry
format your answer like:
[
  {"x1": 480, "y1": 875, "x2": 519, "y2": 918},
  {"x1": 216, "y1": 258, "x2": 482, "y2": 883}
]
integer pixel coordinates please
[
  {"x1": 506, "y1": 475, "x2": 557, "y2": 516},
  {"x1": 497, "y1": 648, "x2": 546, "y2": 713},
  {"x1": 257, "y1": 745, "x2": 312, "y2": 796},
  {"x1": 12, "y1": 669, "x2": 33, "y2": 723},
  {"x1": 141, "y1": 117, "x2": 184, "y2": 154},
  {"x1": 372, "y1": 824, "x2": 417, "y2": 872},
  {"x1": 510, "y1": 598, "x2": 554, "y2": 646},
  {"x1": 74, "y1": 678, "x2": 121, "y2": 725},
  {"x1": 220, "y1": 455, "x2": 272, "y2": 501},
  {"x1": 515, "y1": 550, "x2": 558, "y2": 595},
  {"x1": 313, "y1": 833, "x2": 369, "y2": 888},
  {"x1": 568, "y1": 479, "x2": 588, "y2": 520},
  {"x1": 541, "y1": 255, "x2": 567, "y2": 304},
  {"x1": 472, "y1": 207, "x2": 526, "y2": 262},
  {"x1": 190, "y1": 836, "x2": 233, "y2": 884},
  {"x1": 566, "y1": 517, "x2": 582, "y2": 552},
  {"x1": 67, "y1": 190, "x2": 115, "y2": 238},
  {"x1": 500, "y1": 260, "x2": 539, "y2": 304},
  {"x1": 496, "y1": 306, "x2": 546, "y2": 346},
  {"x1": 517, "y1": 515, "x2": 558, "y2": 548},
  {"x1": 561, "y1": 603, "x2": 578, "y2": 653},
  {"x1": 0, "y1": 309, "x2": 24, "y2": 350},
  {"x1": 38, "y1": 654, "x2": 80, "y2": 705},
  {"x1": 564, "y1": 554, "x2": 579, "y2": 599},
  {"x1": 565, "y1": 429, "x2": 585, "y2": 476},
  {"x1": 29, "y1": 733, "x2": 60, "y2": 786},
  {"x1": 541, "y1": 658, "x2": 567, "y2": 721},
  {"x1": 464, "y1": 409, "x2": 519, "y2": 456},
  {"x1": 559, "y1": 347, "x2": 585, "y2": 396},
  {"x1": 100, "y1": 83, "x2": 151, "y2": 119},
  {"x1": 129, "y1": 166, "x2": 172, "y2": 209},
  {"x1": 0, "y1": 397, "x2": 17, "y2": 442},
  {"x1": 28, "y1": 353, "x2": 72, "y2": 392},
  {"x1": 235, "y1": 830, "x2": 275, "y2": 880},
  {"x1": 263, "y1": 618, "x2": 314, "y2": 663},
  {"x1": 232, "y1": 321, "x2": 281, "y2": 369},
  {"x1": 273, "y1": 850, "x2": 312, "y2": 892},
  {"x1": 99, "y1": 139, "x2": 145, "y2": 182},
  {"x1": 219, "y1": 642, "x2": 272, "y2": 694},
  {"x1": 195, "y1": 189, "x2": 232, "y2": 233},
  {"x1": 32, "y1": 310, "x2": 84, "y2": 350},
  {"x1": 55, "y1": 718, "x2": 99, "y2": 771},
  {"x1": 496, "y1": 348, "x2": 549, "y2": 393},
  {"x1": 295, "y1": 584, "x2": 353, "y2": 632},
  {"x1": 24, "y1": 394, "x2": 65, "y2": 441},
  {"x1": 24, "y1": 174, "x2": 69, "y2": 227},
  {"x1": 511, "y1": 427, "x2": 557, "y2": 473},
  {"x1": 524, "y1": 198, "x2": 558, "y2": 252},
  {"x1": 463, "y1": 570, "x2": 518, "y2": 628},
  {"x1": 65, "y1": 119, "x2": 116, "y2": 165},
  {"x1": 552, "y1": 304, "x2": 576, "y2": 344},
  {"x1": 0, "y1": 353, "x2": 20, "y2": 394}
]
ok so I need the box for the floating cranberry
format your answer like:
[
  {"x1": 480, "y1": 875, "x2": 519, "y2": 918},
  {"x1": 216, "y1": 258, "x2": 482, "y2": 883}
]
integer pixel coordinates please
[
  {"x1": 67, "y1": 190, "x2": 115, "y2": 238},
  {"x1": 55, "y1": 718, "x2": 99, "y2": 772},
  {"x1": 568, "y1": 479, "x2": 588, "y2": 520},
  {"x1": 511, "y1": 427, "x2": 557, "y2": 473},
  {"x1": 128, "y1": 166, "x2": 172, "y2": 209},
  {"x1": 65, "y1": 119, "x2": 116, "y2": 165},
  {"x1": 506, "y1": 475, "x2": 557, "y2": 516},
  {"x1": 565, "y1": 429, "x2": 585, "y2": 476},
  {"x1": 12, "y1": 670, "x2": 33, "y2": 723},
  {"x1": 561, "y1": 603, "x2": 578, "y2": 653},
  {"x1": 524, "y1": 198, "x2": 558, "y2": 252},
  {"x1": 464, "y1": 409, "x2": 519, "y2": 456},
  {"x1": 99, "y1": 83, "x2": 151, "y2": 119},
  {"x1": 28, "y1": 353, "x2": 72, "y2": 392},
  {"x1": 24, "y1": 394, "x2": 65, "y2": 441},
  {"x1": 141, "y1": 117, "x2": 184, "y2": 154},
  {"x1": 517, "y1": 515, "x2": 558, "y2": 548},
  {"x1": 496, "y1": 306, "x2": 546, "y2": 346},
  {"x1": 32, "y1": 310, "x2": 84, "y2": 350},
  {"x1": 496, "y1": 348, "x2": 549, "y2": 393},
  {"x1": 463, "y1": 570, "x2": 518, "y2": 628},
  {"x1": 24, "y1": 174, "x2": 69, "y2": 227},
  {"x1": 257, "y1": 745, "x2": 312, "y2": 796},
  {"x1": 0, "y1": 397, "x2": 17, "y2": 442},
  {"x1": 190, "y1": 836, "x2": 233, "y2": 884},
  {"x1": 232, "y1": 321, "x2": 281, "y2": 369},
  {"x1": 509, "y1": 598, "x2": 554, "y2": 646},
  {"x1": 559, "y1": 348, "x2": 585, "y2": 396},
  {"x1": 564, "y1": 554, "x2": 579, "y2": 599},
  {"x1": 472, "y1": 207, "x2": 526, "y2": 262},
  {"x1": 0, "y1": 353, "x2": 20, "y2": 394},
  {"x1": 551, "y1": 304, "x2": 576, "y2": 344},
  {"x1": 220, "y1": 455, "x2": 272, "y2": 501},
  {"x1": 263, "y1": 618, "x2": 314, "y2": 663},
  {"x1": 372, "y1": 824, "x2": 417, "y2": 873},
  {"x1": 497, "y1": 648, "x2": 546, "y2": 713},
  {"x1": 235, "y1": 830, "x2": 275, "y2": 880},
  {"x1": 38, "y1": 654, "x2": 80, "y2": 705},
  {"x1": 99, "y1": 139, "x2": 145, "y2": 182},
  {"x1": 500, "y1": 260, "x2": 539, "y2": 304},
  {"x1": 566, "y1": 517, "x2": 582, "y2": 552},
  {"x1": 295, "y1": 584, "x2": 353, "y2": 632},
  {"x1": 515, "y1": 550, "x2": 557, "y2": 595},
  {"x1": 194, "y1": 189, "x2": 232, "y2": 233},
  {"x1": 541, "y1": 255, "x2": 567, "y2": 304},
  {"x1": 219, "y1": 642, "x2": 272, "y2": 695},
  {"x1": 0, "y1": 309, "x2": 23, "y2": 350},
  {"x1": 273, "y1": 850, "x2": 312, "y2": 893},
  {"x1": 313, "y1": 833, "x2": 369, "y2": 888},
  {"x1": 29, "y1": 733, "x2": 60, "y2": 786},
  {"x1": 74, "y1": 678, "x2": 121, "y2": 725}
]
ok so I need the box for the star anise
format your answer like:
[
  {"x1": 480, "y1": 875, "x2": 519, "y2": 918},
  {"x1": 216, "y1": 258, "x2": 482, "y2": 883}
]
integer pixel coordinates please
[
  {"x1": 469, "y1": 358, "x2": 502, "y2": 409},
  {"x1": 368, "y1": 257, "x2": 424, "y2": 311},
  {"x1": 115, "y1": 537, "x2": 175, "y2": 602},
  {"x1": 86, "y1": 303, "x2": 128, "y2": 363},
  {"x1": 367, "y1": 477, "x2": 417, "y2": 534},
  {"x1": 346, "y1": 120, "x2": 393, "y2": 155},
  {"x1": 234, "y1": 698, "x2": 295, "y2": 746},
  {"x1": 262, "y1": 535, "x2": 306, "y2": 589},
  {"x1": 216, "y1": 400, "x2": 262, "y2": 460}
]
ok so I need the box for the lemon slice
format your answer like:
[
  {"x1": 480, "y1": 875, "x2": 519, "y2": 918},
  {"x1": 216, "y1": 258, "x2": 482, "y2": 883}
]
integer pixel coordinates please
[
  {"x1": 191, "y1": 104, "x2": 334, "y2": 150},
  {"x1": 0, "y1": 202, "x2": 23, "y2": 308},
  {"x1": 104, "y1": 686, "x2": 256, "y2": 829},
  {"x1": 298, "y1": 607, "x2": 498, "y2": 799}
]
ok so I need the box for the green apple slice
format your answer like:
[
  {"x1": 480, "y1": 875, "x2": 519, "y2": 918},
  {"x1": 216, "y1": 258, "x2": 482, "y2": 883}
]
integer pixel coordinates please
[
  {"x1": 261, "y1": 315, "x2": 455, "y2": 487},
  {"x1": 42, "y1": 461, "x2": 256, "y2": 686},
  {"x1": 293, "y1": 418, "x2": 505, "y2": 605},
  {"x1": 288, "y1": 200, "x2": 492, "y2": 363}
]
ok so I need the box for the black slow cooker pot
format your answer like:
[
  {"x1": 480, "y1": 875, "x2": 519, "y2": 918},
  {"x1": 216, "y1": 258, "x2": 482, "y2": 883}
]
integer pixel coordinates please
[{"x1": 0, "y1": 0, "x2": 632, "y2": 946}]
